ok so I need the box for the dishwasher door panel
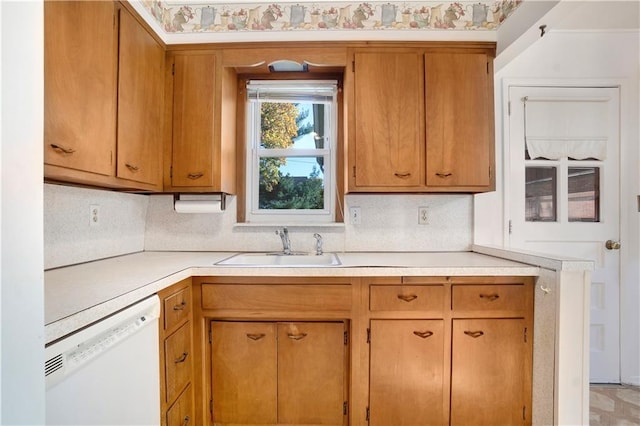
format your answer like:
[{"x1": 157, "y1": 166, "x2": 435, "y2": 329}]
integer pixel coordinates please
[{"x1": 45, "y1": 296, "x2": 160, "y2": 426}]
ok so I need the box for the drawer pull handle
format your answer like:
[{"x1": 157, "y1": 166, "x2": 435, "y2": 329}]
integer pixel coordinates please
[
  {"x1": 125, "y1": 163, "x2": 139, "y2": 172},
  {"x1": 479, "y1": 293, "x2": 500, "y2": 301},
  {"x1": 187, "y1": 172, "x2": 204, "y2": 179},
  {"x1": 50, "y1": 143, "x2": 76, "y2": 154},
  {"x1": 173, "y1": 301, "x2": 187, "y2": 311},
  {"x1": 464, "y1": 331, "x2": 484, "y2": 338},
  {"x1": 182, "y1": 415, "x2": 190, "y2": 426},
  {"x1": 413, "y1": 330, "x2": 433, "y2": 339},
  {"x1": 246, "y1": 333, "x2": 266, "y2": 341},
  {"x1": 174, "y1": 352, "x2": 188, "y2": 363},
  {"x1": 397, "y1": 294, "x2": 418, "y2": 302},
  {"x1": 394, "y1": 172, "x2": 411, "y2": 179},
  {"x1": 287, "y1": 332, "x2": 308, "y2": 341},
  {"x1": 435, "y1": 172, "x2": 453, "y2": 178}
]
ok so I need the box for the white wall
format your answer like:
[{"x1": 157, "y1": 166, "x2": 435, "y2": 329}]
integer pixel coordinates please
[
  {"x1": 0, "y1": 1, "x2": 46, "y2": 424},
  {"x1": 475, "y1": 29, "x2": 640, "y2": 384}
]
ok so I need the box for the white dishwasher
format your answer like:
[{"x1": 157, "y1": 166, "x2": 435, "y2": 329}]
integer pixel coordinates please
[{"x1": 45, "y1": 295, "x2": 161, "y2": 426}]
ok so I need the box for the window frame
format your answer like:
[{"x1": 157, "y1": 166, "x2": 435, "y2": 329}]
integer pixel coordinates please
[{"x1": 242, "y1": 79, "x2": 340, "y2": 224}]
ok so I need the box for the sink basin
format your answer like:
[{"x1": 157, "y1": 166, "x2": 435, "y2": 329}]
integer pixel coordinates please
[{"x1": 216, "y1": 252, "x2": 341, "y2": 267}]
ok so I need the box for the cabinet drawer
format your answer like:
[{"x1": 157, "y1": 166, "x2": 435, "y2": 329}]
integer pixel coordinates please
[
  {"x1": 370, "y1": 285, "x2": 444, "y2": 311},
  {"x1": 163, "y1": 286, "x2": 191, "y2": 331},
  {"x1": 165, "y1": 321, "x2": 192, "y2": 404},
  {"x1": 452, "y1": 285, "x2": 526, "y2": 313},
  {"x1": 201, "y1": 284, "x2": 351, "y2": 311},
  {"x1": 167, "y1": 383, "x2": 193, "y2": 426}
]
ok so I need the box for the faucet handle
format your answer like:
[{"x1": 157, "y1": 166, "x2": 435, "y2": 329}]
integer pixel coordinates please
[{"x1": 313, "y1": 233, "x2": 323, "y2": 255}]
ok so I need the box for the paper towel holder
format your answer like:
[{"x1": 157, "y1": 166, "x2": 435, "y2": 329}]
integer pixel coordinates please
[{"x1": 173, "y1": 193, "x2": 227, "y2": 213}]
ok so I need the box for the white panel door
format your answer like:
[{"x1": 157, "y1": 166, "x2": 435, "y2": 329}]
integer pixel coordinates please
[{"x1": 507, "y1": 86, "x2": 620, "y2": 383}]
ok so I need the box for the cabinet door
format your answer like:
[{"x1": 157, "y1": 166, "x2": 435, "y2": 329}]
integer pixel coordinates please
[
  {"x1": 44, "y1": 0, "x2": 117, "y2": 176},
  {"x1": 165, "y1": 321, "x2": 192, "y2": 404},
  {"x1": 425, "y1": 52, "x2": 493, "y2": 190},
  {"x1": 369, "y1": 319, "x2": 445, "y2": 426},
  {"x1": 116, "y1": 7, "x2": 164, "y2": 186},
  {"x1": 352, "y1": 52, "x2": 424, "y2": 189},
  {"x1": 277, "y1": 322, "x2": 346, "y2": 425},
  {"x1": 211, "y1": 321, "x2": 277, "y2": 424},
  {"x1": 451, "y1": 319, "x2": 528, "y2": 425},
  {"x1": 171, "y1": 54, "x2": 216, "y2": 188},
  {"x1": 166, "y1": 384, "x2": 193, "y2": 426}
]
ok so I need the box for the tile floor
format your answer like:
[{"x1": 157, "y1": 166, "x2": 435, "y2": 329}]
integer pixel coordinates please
[{"x1": 590, "y1": 384, "x2": 640, "y2": 425}]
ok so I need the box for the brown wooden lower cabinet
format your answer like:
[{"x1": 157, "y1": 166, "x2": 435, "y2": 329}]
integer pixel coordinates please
[
  {"x1": 167, "y1": 384, "x2": 194, "y2": 426},
  {"x1": 451, "y1": 318, "x2": 530, "y2": 426},
  {"x1": 369, "y1": 319, "x2": 445, "y2": 426},
  {"x1": 188, "y1": 276, "x2": 533, "y2": 426},
  {"x1": 211, "y1": 321, "x2": 277, "y2": 424},
  {"x1": 211, "y1": 320, "x2": 348, "y2": 426}
]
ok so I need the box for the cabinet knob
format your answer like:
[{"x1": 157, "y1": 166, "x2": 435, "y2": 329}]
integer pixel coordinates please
[
  {"x1": 50, "y1": 143, "x2": 76, "y2": 155},
  {"x1": 397, "y1": 294, "x2": 418, "y2": 302},
  {"x1": 394, "y1": 172, "x2": 411, "y2": 179},
  {"x1": 174, "y1": 352, "x2": 189, "y2": 363},
  {"x1": 246, "y1": 333, "x2": 266, "y2": 341},
  {"x1": 413, "y1": 330, "x2": 434, "y2": 339},
  {"x1": 125, "y1": 163, "x2": 140, "y2": 172},
  {"x1": 464, "y1": 330, "x2": 484, "y2": 338},
  {"x1": 479, "y1": 293, "x2": 500, "y2": 301},
  {"x1": 287, "y1": 332, "x2": 308, "y2": 341},
  {"x1": 435, "y1": 172, "x2": 453, "y2": 178}
]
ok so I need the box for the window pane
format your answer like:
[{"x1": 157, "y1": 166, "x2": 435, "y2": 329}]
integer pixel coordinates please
[
  {"x1": 260, "y1": 102, "x2": 326, "y2": 150},
  {"x1": 260, "y1": 102, "x2": 300, "y2": 150},
  {"x1": 526, "y1": 167, "x2": 557, "y2": 222},
  {"x1": 258, "y1": 156, "x2": 324, "y2": 210},
  {"x1": 568, "y1": 167, "x2": 600, "y2": 222}
]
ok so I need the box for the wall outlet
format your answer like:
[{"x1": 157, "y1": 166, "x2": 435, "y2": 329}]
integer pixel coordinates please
[
  {"x1": 90, "y1": 204, "x2": 100, "y2": 227},
  {"x1": 418, "y1": 206, "x2": 429, "y2": 225},
  {"x1": 349, "y1": 207, "x2": 362, "y2": 225}
]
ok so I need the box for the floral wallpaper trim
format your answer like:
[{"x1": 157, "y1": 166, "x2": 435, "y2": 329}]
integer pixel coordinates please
[{"x1": 141, "y1": 0, "x2": 522, "y2": 33}]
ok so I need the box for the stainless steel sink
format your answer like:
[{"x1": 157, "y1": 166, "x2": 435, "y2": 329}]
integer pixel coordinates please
[{"x1": 215, "y1": 252, "x2": 341, "y2": 267}]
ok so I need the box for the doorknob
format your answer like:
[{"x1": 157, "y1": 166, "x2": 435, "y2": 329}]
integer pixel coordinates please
[{"x1": 605, "y1": 240, "x2": 621, "y2": 250}]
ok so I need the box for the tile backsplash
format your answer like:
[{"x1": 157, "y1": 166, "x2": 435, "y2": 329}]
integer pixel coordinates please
[
  {"x1": 44, "y1": 184, "x2": 148, "y2": 269},
  {"x1": 44, "y1": 184, "x2": 473, "y2": 268}
]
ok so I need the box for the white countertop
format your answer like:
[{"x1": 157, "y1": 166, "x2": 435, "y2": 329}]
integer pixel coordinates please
[{"x1": 44, "y1": 249, "x2": 555, "y2": 344}]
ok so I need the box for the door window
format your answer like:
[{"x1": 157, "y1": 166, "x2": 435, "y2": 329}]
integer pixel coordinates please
[{"x1": 522, "y1": 96, "x2": 608, "y2": 225}]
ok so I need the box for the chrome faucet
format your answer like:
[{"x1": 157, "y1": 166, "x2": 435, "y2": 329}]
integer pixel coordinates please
[
  {"x1": 276, "y1": 227, "x2": 291, "y2": 255},
  {"x1": 313, "y1": 233, "x2": 323, "y2": 255}
]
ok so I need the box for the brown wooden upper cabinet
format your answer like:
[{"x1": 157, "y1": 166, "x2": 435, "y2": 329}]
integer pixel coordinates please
[
  {"x1": 425, "y1": 51, "x2": 495, "y2": 191},
  {"x1": 116, "y1": 6, "x2": 164, "y2": 187},
  {"x1": 44, "y1": 1, "x2": 164, "y2": 191},
  {"x1": 348, "y1": 46, "x2": 495, "y2": 193},
  {"x1": 164, "y1": 52, "x2": 236, "y2": 193},
  {"x1": 351, "y1": 51, "x2": 425, "y2": 189}
]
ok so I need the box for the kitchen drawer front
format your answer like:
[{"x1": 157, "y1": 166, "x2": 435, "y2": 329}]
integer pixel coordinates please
[
  {"x1": 452, "y1": 284, "x2": 526, "y2": 313},
  {"x1": 370, "y1": 285, "x2": 444, "y2": 311},
  {"x1": 165, "y1": 321, "x2": 192, "y2": 404},
  {"x1": 201, "y1": 284, "x2": 351, "y2": 311},
  {"x1": 163, "y1": 286, "x2": 191, "y2": 331},
  {"x1": 166, "y1": 383, "x2": 193, "y2": 426}
]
